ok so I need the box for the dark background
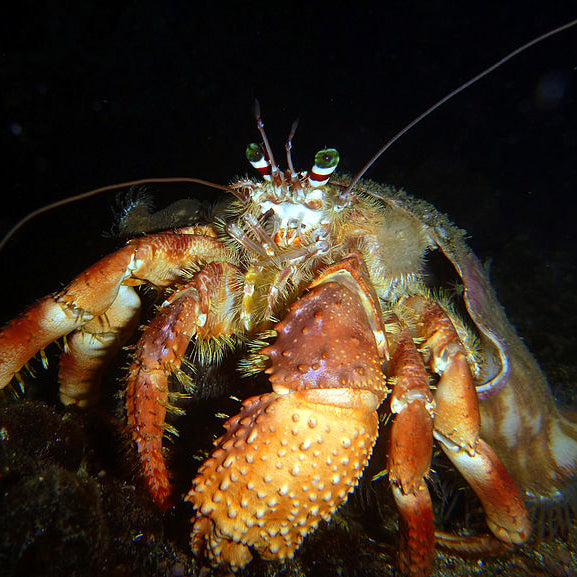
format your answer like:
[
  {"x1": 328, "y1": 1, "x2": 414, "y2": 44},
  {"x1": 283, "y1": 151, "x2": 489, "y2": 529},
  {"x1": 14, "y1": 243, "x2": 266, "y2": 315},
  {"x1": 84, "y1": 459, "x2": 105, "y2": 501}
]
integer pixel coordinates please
[{"x1": 1, "y1": 3, "x2": 576, "y2": 368}]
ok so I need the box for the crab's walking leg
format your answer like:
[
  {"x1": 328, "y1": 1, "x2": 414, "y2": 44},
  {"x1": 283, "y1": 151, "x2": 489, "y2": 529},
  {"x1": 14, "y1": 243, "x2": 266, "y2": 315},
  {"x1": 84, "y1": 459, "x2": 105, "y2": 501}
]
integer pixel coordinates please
[
  {"x1": 126, "y1": 261, "x2": 242, "y2": 507},
  {"x1": 387, "y1": 331, "x2": 435, "y2": 577},
  {"x1": 0, "y1": 229, "x2": 234, "y2": 404},
  {"x1": 188, "y1": 254, "x2": 389, "y2": 569},
  {"x1": 406, "y1": 296, "x2": 531, "y2": 545}
]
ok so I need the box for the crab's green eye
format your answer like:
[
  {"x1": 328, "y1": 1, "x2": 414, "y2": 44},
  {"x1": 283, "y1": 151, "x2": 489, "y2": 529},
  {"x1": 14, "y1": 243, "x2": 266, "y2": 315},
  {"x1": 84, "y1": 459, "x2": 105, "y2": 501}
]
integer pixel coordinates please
[
  {"x1": 246, "y1": 142, "x2": 264, "y2": 163},
  {"x1": 309, "y1": 148, "x2": 340, "y2": 187},
  {"x1": 246, "y1": 142, "x2": 272, "y2": 180},
  {"x1": 314, "y1": 148, "x2": 339, "y2": 169}
]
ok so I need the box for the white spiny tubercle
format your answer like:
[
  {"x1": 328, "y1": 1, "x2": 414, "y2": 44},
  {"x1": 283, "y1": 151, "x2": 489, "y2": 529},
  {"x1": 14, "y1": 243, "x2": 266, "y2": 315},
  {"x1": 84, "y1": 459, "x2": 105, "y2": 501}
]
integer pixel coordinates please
[
  {"x1": 390, "y1": 389, "x2": 435, "y2": 415},
  {"x1": 430, "y1": 342, "x2": 460, "y2": 374}
]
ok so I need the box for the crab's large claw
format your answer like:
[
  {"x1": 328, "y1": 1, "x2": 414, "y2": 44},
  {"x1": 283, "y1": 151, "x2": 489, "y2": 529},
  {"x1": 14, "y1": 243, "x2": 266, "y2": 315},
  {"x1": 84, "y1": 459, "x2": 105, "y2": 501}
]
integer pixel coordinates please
[
  {"x1": 0, "y1": 228, "x2": 233, "y2": 406},
  {"x1": 188, "y1": 254, "x2": 389, "y2": 568}
]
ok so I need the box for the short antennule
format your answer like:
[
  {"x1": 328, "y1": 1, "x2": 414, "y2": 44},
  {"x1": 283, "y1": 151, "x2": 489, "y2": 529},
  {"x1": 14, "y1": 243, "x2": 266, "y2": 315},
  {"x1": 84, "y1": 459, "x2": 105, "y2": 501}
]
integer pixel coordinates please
[
  {"x1": 285, "y1": 118, "x2": 300, "y2": 177},
  {"x1": 253, "y1": 99, "x2": 279, "y2": 180}
]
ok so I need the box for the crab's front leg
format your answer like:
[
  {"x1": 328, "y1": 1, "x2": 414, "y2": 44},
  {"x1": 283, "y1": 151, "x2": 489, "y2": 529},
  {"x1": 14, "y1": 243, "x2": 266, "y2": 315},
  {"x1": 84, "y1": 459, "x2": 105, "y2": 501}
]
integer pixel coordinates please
[
  {"x1": 125, "y1": 261, "x2": 243, "y2": 507},
  {"x1": 0, "y1": 226, "x2": 234, "y2": 405},
  {"x1": 188, "y1": 254, "x2": 389, "y2": 569}
]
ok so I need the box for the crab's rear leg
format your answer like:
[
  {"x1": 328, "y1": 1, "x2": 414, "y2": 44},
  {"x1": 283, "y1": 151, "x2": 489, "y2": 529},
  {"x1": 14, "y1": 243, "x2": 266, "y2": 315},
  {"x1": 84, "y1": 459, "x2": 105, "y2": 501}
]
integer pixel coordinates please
[
  {"x1": 406, "y1": 296, "x2": 531, "y2": 545},
  {"x1": 125, "y1": 261, "x2": 243, "y2": 507},
  {"x1": 188, "y1": 254, "x2": 389, "y2": 569},
  {"x1": 0, "y1": 228, "x2": 233, "y2": 404}
]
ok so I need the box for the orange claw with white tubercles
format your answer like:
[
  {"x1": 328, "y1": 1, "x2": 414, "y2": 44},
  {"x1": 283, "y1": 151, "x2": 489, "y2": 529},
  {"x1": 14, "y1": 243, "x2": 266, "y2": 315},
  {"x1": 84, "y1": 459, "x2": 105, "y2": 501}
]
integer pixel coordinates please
[{"x1": 188, "y1": 255, "x2": 389, "y2": 568}]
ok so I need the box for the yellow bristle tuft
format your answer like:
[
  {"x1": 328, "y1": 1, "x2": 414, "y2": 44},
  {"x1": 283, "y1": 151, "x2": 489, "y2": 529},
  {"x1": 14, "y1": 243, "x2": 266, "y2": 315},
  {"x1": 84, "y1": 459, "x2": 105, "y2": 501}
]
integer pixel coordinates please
[
  {"x1": 191, "y1": 334, "x2": 238, "y2": 366},
  {"x1": 371, "y1": 468, "x2": 389, "y2": 482},
  {"x1": 162, "y1": 422, "x2": 180, "y2": 439},
  {"x1": 172, "y1": 367, "x2": 195, "y2": 391},
  {"x1": 23, "y1": 363, "x2": 35, "y2": 378},
  {"x1": 383, "y1": 321, "x2": 401, "y2": 335},
  {"x1": 237, "y1": 353, "x2": 269, "y2": 376},
  {"x1": 159, "y1": 399, "x2": 186, "y2": 417},
  {"x1": 39, "y1": 349, "x2": 49, "y2": 369},
  {"x1": 14, "y1": 372, "x2": 26, "y2": 392},
  {"x1": 380, "y1": 412, "x2": 393, "y2": 426},
  {"x1": 167, "y1": 390, "x2": 192, "y2": 401},
  {"x1": 386, "y1": 376, "x2": 399, "y2": 388}
]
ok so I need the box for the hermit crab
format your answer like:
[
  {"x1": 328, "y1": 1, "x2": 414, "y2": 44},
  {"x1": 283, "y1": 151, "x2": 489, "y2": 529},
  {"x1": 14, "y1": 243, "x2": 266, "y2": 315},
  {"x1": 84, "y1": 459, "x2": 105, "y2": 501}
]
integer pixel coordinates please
[{"x1": 2, "y1": 25, "x2": 577, "y2": 577}]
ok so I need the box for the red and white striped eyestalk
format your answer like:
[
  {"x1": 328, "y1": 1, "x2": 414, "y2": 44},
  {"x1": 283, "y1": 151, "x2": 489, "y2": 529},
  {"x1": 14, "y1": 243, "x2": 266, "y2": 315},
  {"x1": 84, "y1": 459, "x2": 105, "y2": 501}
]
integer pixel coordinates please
[
  {"x1": 246, "y1": 143, "x2": 272, "y2": 181},
  {"x1": 308, "y1": 148, "x2": 340, "y2": 187}
]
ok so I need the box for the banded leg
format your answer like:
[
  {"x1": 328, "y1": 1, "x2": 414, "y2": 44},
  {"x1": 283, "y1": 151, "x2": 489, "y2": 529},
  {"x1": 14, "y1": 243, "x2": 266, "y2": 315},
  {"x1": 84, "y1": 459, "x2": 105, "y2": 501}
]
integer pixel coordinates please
[
  {"x1": 0, "y1": 228, "x2": 233, "y2": 403},
  {"x1": 406, "y1": 296, "x2": 531, "y2": 545},
  {"x1": 58, "y1": 285, "x2": 141, "y2": 406},
  {"x1": 126, "y1": 261, "x2": 242, "y2": 507}
]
